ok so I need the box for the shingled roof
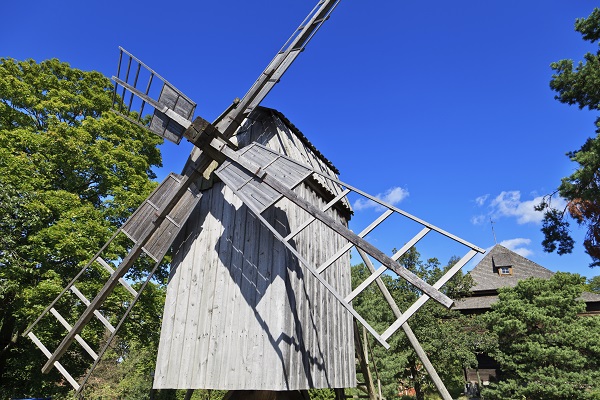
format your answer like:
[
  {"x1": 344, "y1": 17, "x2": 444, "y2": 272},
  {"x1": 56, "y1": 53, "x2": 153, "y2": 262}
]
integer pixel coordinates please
[
  {"x1": 453, "y1": 244, "x2": 600, "y2": 313},
  {"x1": 469, "y1": 245, "x2": 555, "y2": 292}
]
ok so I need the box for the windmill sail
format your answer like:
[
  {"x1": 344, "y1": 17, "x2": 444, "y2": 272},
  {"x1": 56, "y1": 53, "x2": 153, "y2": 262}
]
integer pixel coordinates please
[
  {"x1": 112, "y1": 47, "x2": 196, "y2": 143},
  {"x1": 24, "y1": 171, "x2": 203, "y2": 386},
  {"x1": 227, "y1": 0, "x2": 342, "y2": 127},
  {"x1": 213, "y1": 141, "x2": 482, "y2": 347}
]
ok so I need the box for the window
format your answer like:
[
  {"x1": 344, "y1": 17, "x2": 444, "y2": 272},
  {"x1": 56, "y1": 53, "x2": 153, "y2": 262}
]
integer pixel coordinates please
[{"x1": 499, "y1": 267, "x2": 510, "y2": 275}]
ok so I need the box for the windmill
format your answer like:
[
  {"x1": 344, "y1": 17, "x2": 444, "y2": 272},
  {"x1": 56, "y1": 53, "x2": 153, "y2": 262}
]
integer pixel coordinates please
[{"x1": 24, "y1": 1, "x2": 484, "y2": 398}]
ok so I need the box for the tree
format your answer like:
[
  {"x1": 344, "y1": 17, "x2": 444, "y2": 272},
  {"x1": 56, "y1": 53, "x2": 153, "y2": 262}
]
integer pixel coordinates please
[
  {"x1": 482, "y1": 272, "x2": 600, "y2": 400},
  {"x1": 588, "y1": 275, "x2": 600, "y2": 293},
  {"x1": 0, "y1": 58, "x2": 164, "y2": 398},
  {"x1": 538, "y1": 8, "x2": 600, "y2": 267},
  {"x1": 350, "y1": 248, "x2": 493, "y2": 400}
]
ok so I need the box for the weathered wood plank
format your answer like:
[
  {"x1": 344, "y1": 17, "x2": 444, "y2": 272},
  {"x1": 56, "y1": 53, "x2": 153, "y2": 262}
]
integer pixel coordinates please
[
  {"x1": 201, "y1": 185, "x2": 227, "y2": 388},
  {"x1": 154, "y1": 221, "x2": 185, "y2": 384},
  {"x1": 220, "y1": 188, "x2": 248, "y2": 387}
]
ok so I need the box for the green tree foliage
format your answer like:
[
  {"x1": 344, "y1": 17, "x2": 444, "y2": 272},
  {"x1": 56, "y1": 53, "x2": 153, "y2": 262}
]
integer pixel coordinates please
[
  {"x1": 588, "y1": 275, "x2": 600, "y2": 293},
  {"x1": 350, "y1": 248, "x2": 493, "y2": 400},
  {"x1": 539, "y1": 8, "x2": 600, "y2": 266},
  {"x1": 482, "y1": 272, "x2": 600, "y2": 400},
  {"x1": 0, "y1": 58, "x2": 164, "y2": 397}
]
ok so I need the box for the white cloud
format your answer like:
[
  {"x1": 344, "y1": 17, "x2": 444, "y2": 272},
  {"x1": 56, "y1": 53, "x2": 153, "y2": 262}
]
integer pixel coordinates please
[
  {"x1": 353, "y1": 186, "x2": 409, "y2": 211},
  {"x1": 499, "y1": 238, "x2": 534, "y2": 258},
  {"x1": 475, "y1": 194, "x2": 489, "y2": 207},
  {"x1": 471, "y1": 215, "x2": 486, "y2": 225},
  {"x1": 472, "y1": 190, "x2": 554, "y2": 226},
  {"x1": 490, "y1": 191, "x2": 544, "y2": 224},
  {"x1": 384, "y1": 187, "x2": 410, "y2": 204}
]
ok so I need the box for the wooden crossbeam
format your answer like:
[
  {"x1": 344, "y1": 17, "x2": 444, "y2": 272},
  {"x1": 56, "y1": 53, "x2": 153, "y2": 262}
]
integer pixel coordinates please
[
  {"x1": 345, "y1": 227, "x2": 430, "y2": 303},
  {"x1": 284, "y1": 188, "x2": 351, "y2": 241},
  {"x1": 95, "y1": 257, "x2": 138, "y2": 298},
  {"x1": 317, "y1": 209, "x2": 394, "y2": 274},
  {"x1": 381, "y1": 249, "x2": 479, "y2": 341},
  {"x1": 50, "y1": 308, "x2": 98, "y2": 360},
  {"x1": 69, "y1": 286, "x2": 115, "y2": 333},
  {"x1": 28, "y1": 332, "x2": 80, "y2": 391}
]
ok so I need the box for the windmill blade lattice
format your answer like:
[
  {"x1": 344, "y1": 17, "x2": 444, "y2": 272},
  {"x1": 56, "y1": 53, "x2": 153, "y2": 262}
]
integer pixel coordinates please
[
  {"x1": 112, "y1": 47, "x2": 196, "y2": 143},
  {"x1": 23, "y1": 171, "x2": 203, "y2": 385},
  {"x1": 212, "y1": 141, "x2": 483, "y2": 347}
]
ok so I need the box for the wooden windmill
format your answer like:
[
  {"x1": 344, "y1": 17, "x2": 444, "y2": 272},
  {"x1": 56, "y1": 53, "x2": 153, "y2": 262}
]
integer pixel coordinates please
[{"x1": 24, "y1": 1, "x2": 484, "y2": 398}]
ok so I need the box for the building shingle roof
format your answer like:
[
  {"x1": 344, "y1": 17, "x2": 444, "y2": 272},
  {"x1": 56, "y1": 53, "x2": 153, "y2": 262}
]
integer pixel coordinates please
[
  {"x1": 453, "y1": 244, "x2": 600, "y2": 312},
  {"x1": 469, "y1": 245, "x2": 554, "y2": 292}
]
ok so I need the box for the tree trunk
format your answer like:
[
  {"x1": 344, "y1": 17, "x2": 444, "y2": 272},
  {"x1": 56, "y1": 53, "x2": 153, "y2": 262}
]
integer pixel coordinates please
[
  {"x1": 411, "y1": 364, "x2": 424, "y2": 400},
  {"x1": 0, "y1": 300, "x2": 17, "y2": 384}
]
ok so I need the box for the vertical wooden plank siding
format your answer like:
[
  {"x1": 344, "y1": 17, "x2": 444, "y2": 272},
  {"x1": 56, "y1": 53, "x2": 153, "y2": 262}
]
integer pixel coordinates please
[{"x1": 154, "y1": 108, "x2": 355, "y2": 390}]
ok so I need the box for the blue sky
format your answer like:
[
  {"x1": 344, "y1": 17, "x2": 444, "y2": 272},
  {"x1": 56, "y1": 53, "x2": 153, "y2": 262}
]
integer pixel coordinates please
[{"x1": 3, "y1": 1, "x2": 599, "y2": 278}]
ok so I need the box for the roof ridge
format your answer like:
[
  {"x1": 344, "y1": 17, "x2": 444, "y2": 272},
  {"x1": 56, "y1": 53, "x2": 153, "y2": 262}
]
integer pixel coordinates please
[{"x1": 257, "y1": 106, "x2": 340, "y2": 175}]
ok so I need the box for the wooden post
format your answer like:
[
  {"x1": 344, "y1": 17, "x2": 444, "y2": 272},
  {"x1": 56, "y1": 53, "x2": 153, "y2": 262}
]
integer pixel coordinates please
[
  {"x1": 334, "y1": 388, "x2": 346, "y2": 400},
  {"x1": 224, "y1": 390, "x2": 310, "y2": 400},
  {"x1": 149, "y1": 370, "x2": 156, "y2": 400},
  {"x1": 354, "y1": 322, "x2": 377, "y2": 400}
]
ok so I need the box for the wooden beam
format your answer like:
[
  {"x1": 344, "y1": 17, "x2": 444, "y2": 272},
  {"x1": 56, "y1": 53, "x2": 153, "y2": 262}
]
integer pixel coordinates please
[
  {"x1": 354, "y1": 322, "x2": 377, "y2": 400},
  {"x1": 284, "y1": 188, "x2": 350, "y2": 242},
  {"x1": 345, "y1": 227, "x2": 430, "y2": 303},
  {"x1": 95, "y1": 257, "x2": 138, "y2": 297},
  {"x1": 50, "y1": 308, "x2": 98, "y2": 361},
  {"x1": 69, "y1": 286, "x2": 115, "y2": 333},
  {"x1": 28, "y1": 332, "x2": 80, "y2": 391},
  {"x1": 316, "y1": 209, "x2": 394, "y2": 274}
]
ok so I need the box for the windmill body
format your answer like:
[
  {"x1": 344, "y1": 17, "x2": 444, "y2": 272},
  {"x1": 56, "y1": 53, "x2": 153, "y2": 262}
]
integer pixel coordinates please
[{"x1": 155, "y1": 107, "x2": 355, "y2": 390}]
